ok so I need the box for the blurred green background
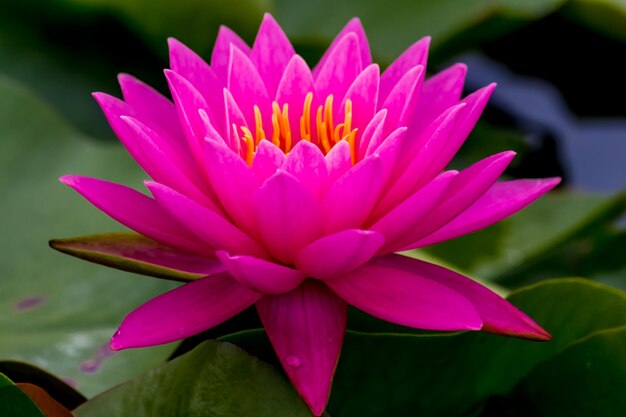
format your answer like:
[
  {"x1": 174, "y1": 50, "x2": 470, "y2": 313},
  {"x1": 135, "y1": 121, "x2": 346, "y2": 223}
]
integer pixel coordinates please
[{"x1": 0, "y1": 0, "x2": 625, "y2": 415}]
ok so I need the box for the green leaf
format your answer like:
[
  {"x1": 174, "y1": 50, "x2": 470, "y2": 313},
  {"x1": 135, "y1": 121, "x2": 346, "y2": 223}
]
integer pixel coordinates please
[
  {"x1": 272, "y1": 0, "x2": 565, "y2": 64},
  {"x1": 564, "y1": 0, "x2": 626, "y2": 42},
  {"x1": 50, "y1": 233, "x2": 219, "y2": 282},
  {"x1": 0, "y1": 373, "x2": 46, "y2": 417},
  {"x1": 420, "y1": 190, "x2": 626, "y2": 285},
  {"x1": 225, "y1": 278, "x2": 626, "y2": 417},
  {"x1": 0, "y1": 75, "x2": 178, "y2": 396},
  {"x1": 497, "y1": 325, "x2": 626, "y2": 416},
  {"x1": 74, "y1": 340, "x2": 315, "y2": 417}
]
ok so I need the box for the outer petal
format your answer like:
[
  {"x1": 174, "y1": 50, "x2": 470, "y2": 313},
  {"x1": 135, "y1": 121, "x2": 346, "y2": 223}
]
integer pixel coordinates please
[
  {"x1": 111, "y1": 273, "x2": 261, "y2": 349},
  {"x1": 314, "y1": 17, "x2": 371, "y2": 78},
  {"x1": 295, "y1": 230, "x2": 385, "y2": 280},
  {"x1": 211, "y1": 25, "x2": 251, "y2": 83},
  {"x1": 326, "y1": 256, "x2": 482, "y2": 331},
  {"x1": 321, "y1": 155, "x2": 386, "y2": 234},
  {"x1": 368, "y1": 255, "x2": 551, "y2": 340},
  {"x1": 250, "y1": 13, "x2": 296, "y2": 97},
  {"x1": 413, "y1": 178, "x2": 561, "y2": 247},
  {"x1": 253, "y1": 170, "x2": 323, "y2": 264},
  {"x1": 168, "y1": 38, "x2": 225, "y2": 131},
  {"x1": 251, "y1": 139, "x2": 286, "y2": 182},
  {"x1": 400, "y1": 151, "x2": 517, "y2": 249},
  {"x1": 146, "y1": 181, "x2": 266, "y2": 258},
  {"x1": 282, "y1": 140, "x2": 329, "y2": 199},
  {"x1": 117, "y1": 74, "x2": 184, "y2": 142},
  {"x1": 341, "y1": 64, "x2": 379, "y2": 139},
  {"x1": 60, "y1": 175, "x2": 208, "y2": 256},
  {"x1": 412, "y1": 63, "x2": 467, "y2": 133},
  {"x1": 216, "y1": 251, "x2": 305, "y2": 294},
  {"x1": 256, "y1": 280, "x2": 347, "y2": 416},
  {"x1": 315, "y1": 33, "x2": 362, "y2": 101},
  {"x1": 164, "y1": 69, "x2": 214, "y2": 164},
  {"x1": 370, "y1": 171, "x2": 456, "y2": 253},
  {"x1": 379, "y1": 36, "x2": 430, "y2": 103},
  {"x1": 228, "y1": 46, "x2": 270, "y2": 128},
  {"x1": 92, "y1": 92, "x2": 191, "y2": 168},
  {"x1": 120, "y1": 116, "x2": 216, "y2": 210}
]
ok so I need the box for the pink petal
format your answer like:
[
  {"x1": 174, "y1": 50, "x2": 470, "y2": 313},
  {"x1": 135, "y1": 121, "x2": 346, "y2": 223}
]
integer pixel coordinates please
[
  {"x1": 325, "y1": 140, "x2": 352, "y2": 183},
  {"x1": 146, "y1": 181, "x2": 266, "y2": 258},
  {"x1": 357, "y1": 109, "x2": 387, "y2": 160},
  {"x1": 228, "y1": 45, "x2": 270, "y2": 128},
  {"x1": 282, "y1": 140, "x2": 329, "y2": 199},
  {"x1": 216, "y1": 251, "x2": 305, "y2": 294},
  {"x1": 341, "y1": 64, "x2": 380, "y2": 140},
  {"x1": 370, "y1": 171, "x2": 456, "y2": 253},
  {"x1": 295, "y1": 230, "x2": 385, "y2": 280},
  {"x1": 252, "y1": 170, "x2": 322, "y2": 264},
  {"x1": 380, "y1": 65, "x2": 424, "y2": 136},
  {"x1": 314, "y1": 33, "x2": 362, "y2": 101},
  {"x1": 412, "y1": 63, "x2": 467, "y2": 133},
  {"x1": 313, "y1": 17, "x2": 372, "y2": 78},
  {"x1": 365, "y1": 124, "x2": 407, "y2": 159},
  {"x1": 92, "y1": 92, "x2": 191, "y2": 168},
  {"x1": 256, "y1": 281, "x2": 347, "y2": 416},
  {"x1": 275, "y1": 55, "x2": 318, "y2": 139},
  {"x1": 321, "y1": 155, "x2": 385, "y2": 233},
  {"x1": 251, "y1": 139, "x2": 286, "y2": 182},
  {"x1": 164, "y1": 69, "x2": 215, "y2": 165},
  {"x1": 202, "y1": 138, "x2": 260, "y2": 234},
  {"x1": 211, "y1": 25, "x2": 251, "y2": 83},
  {"x1": 60, "y1": 175, "x2": 208, "y2": 256},
  {"x1": 168, "y1": 38, "x2": 225, "y2": 131},
  {"x1": 374, "y1": 102, "x2": 466, "y2": 215},
  {"x1": 119, "y1": 116, "x2": 217, "y2": 210},
  {"x1": 117, "y1": 74, "x2": 184, "y2": 142},
  {"x1": 414, "y1": 178, "x2": 561, "y2": 247},
  {"x1": 249, "y1": 13, "x2": 296, "y2": 97},
  {"x1": 223, "y1": 88, "x2": 248, "y2": 152},
  {"x1": 327, "y1": 255, "x2": 482, "y2": 331},
  {"x1": 379, "y1": 36, "x2": 430, "y2": 103},
  {"x1": 400, "y1": 151, "x2": 517, "y2": 250},
  {"x1": 370, "y1": 255, "x2": 551, "y2": 340},
  {"x1": 111, "y1": 273, "x2": 261, "y2": 349}
]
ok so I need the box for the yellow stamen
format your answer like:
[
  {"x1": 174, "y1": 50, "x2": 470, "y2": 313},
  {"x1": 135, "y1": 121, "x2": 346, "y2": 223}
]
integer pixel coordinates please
[
  {"x1": 253, "y1": 105, "x2": 265, "y2": 145},
  {"x1": 282, "y1": 104, "x2": 292, "y2": 152},
  {"x1": 235, "y1": 93, "x2": 358, "y2": 166}
]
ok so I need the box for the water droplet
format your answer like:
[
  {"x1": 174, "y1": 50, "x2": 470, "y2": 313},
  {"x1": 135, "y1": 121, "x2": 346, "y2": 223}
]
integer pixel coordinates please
[{"x1": 286, "y1": 356, "x2": 301, "y2": 368}]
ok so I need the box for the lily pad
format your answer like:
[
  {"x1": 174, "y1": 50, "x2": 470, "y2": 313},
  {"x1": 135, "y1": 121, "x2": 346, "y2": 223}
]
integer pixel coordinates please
[
  {"x1": 0, "y1": 75, "x2": 177, "y2": 396},
  {"x1": 225, "y1": 278, "x2": 626, "y2": 417},
  {"x1": 74, "y1": 340, "x2": 316, "y2": 417},
  {"x1": 495, "y1": 325, "x2": 626, "y2": 416}
]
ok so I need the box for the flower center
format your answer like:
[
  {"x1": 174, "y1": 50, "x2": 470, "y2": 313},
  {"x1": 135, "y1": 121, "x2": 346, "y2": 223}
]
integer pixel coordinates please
[{"x1": 234, "y1": 93, "x2": 357, "y2": 165}]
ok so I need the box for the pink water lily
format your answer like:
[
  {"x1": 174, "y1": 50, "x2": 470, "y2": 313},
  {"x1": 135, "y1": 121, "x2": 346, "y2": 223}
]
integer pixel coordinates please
[{"x1": 58, "y1": 14, "x2": 559, "y2": 416}]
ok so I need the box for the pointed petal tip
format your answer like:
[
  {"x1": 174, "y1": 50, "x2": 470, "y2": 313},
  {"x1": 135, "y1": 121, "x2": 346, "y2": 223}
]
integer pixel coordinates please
[{"x1": 59, "y1": 174, "x2": 80, "y2": 187}]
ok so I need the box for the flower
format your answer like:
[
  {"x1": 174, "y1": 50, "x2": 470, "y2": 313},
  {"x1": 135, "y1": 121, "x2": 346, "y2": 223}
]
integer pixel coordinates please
[{"x1": 58, "y1": 14, "x2": 559, "y2": 416}]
